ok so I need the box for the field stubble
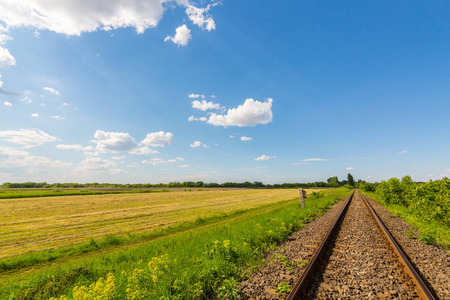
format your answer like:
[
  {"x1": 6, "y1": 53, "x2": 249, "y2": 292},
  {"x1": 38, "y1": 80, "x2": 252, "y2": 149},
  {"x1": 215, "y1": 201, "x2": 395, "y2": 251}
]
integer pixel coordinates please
[{"x1": 0, "y1": 189, "x2": 301, "y2": 258}]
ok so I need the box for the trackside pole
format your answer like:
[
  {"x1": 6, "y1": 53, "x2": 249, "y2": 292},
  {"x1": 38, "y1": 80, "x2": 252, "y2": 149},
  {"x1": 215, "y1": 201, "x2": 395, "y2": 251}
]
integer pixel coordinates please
[{"x1": 299, "y1": 188, "x2": 307, "y2": 208}]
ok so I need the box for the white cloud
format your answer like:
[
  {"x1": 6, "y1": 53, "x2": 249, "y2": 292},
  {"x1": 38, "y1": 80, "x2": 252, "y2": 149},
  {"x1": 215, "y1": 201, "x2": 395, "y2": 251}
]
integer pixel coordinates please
[
  {"x1": 0, "y1": 146, "x2": 29, "y2": 157},
  {"x1": 188, "y1": 116, "x2": 197, "y2": 121},
  {"x1": 94, "y1": 130, "x2": 137, "y2": 153},
  {"x1": 0, "y1": 129, "x2": 59, "y2": 148},
  {"x1": 230, "y1": 135, "x2": 235, "y2": 138},
  {"x1": 57, "y1": 144, "x2": 93, "y2": 151},
  {"x1": 31, "y1": 113, "x2": 39, "y2": 117},
  {"x1": 185, "y1": 4, "x2": 216, "y2": 31},
  {"x1": 346, "y1": 167, "x2": 355, "y2": 170},
  {"x1": 180, "y1": 164, "x2": 190, "y2": 168},
  {"x1": 164, "y1": 24, "x2": 191, "y2": 46},
  {"x1": 51, "y1": 115, "x2": 66, "y2": 120},
  {"x1": 190, "y1": 141, "x2": 201, "y2": 148},
  {"x1": 240, "y1": 136, "x2": 252, "y2": 141},
  {"x1": 255, "y1": 155, "x2": 275, "y2": 161},
  {"x1": 398, "y1": 150, "x2": 408, "y2": 155},
  {"x1": 4, "y1": 101, "x2": 12, "y2": 107},
  {"x1": 43, "y1": 86, "x2": 60, "y2": 95},
  {"x1": 302, "y1": 158, "x2": 328, "y2": 162},
  {"x1": 141, "y1": 131, "x2": 173, "y2": 147},
  {"x1": 142, "y1": 157, "x2": 183, "y2": 166},
  {"x1": 190, "y1": 141, "x2": 209, "y2": 148},
  {"x1": 207, "y1": 98, "x2": 273, "y2": 127},
  {"x1": 0, "y1": 146, "x2": 71, "y2": 168},
  {"x1": 129, "y1": 146, "x2": 159, "y2": 155},
  {"x1": 0, "y1": 0, "x2": 168, "y2": 36},
  {"x1": 76, "y1": 157, "x2": 123, "y2": 174},
  {"x1": 188, "y1": 93, "x2": 205, "y2": 99},
  {"x1": 0, "y1": 74, "x2": 3, "y2": 87},
  {"x1": 291, "y1": 162, "x2": 310, "y2": 165},
  {"x1": 191, "y1": 100, "x2": 221, "y2": 111},
  {"x1": 111, "y1": 156, "x2": 126, "y2": 161},
  {"x1": 0, "y1": 46, "x2": 16, "y2": 67}
]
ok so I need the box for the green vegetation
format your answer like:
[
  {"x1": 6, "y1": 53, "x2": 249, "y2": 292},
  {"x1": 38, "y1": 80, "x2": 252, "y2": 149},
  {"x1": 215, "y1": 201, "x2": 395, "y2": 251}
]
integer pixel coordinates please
[
  {"x1": 0, "y1": 188, "x2": 164, "y2": 199},
  {"x1": 1, "y1": 175, "x2": 357, "y2": 190},
  {"x1": 0, "y1": 188, "x2": 350, "y2": 300},
  {"x1": 363, "y1": 176, "x2": 449, "y2": 247},
  {"x1": 276, "y1": 282, "x2": 291, "y2": 294}
]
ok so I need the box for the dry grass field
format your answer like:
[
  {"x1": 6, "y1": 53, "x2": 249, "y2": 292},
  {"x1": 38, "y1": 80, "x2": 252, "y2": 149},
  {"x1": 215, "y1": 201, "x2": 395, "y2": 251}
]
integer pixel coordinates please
[{"x1": 0, "y1": 189, "x2": 304, "y2": 258}]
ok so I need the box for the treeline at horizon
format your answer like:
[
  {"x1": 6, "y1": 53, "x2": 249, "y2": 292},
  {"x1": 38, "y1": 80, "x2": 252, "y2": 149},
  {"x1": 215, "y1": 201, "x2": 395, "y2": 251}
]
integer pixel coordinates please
[{"x1": 1, "y1": 174, "x2": 365, "y2": 189}]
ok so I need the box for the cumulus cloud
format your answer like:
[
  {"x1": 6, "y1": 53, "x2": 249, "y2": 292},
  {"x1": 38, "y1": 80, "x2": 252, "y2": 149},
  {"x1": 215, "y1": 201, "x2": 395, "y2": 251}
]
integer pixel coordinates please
[
  {"x1": 129, "y1": 146, "x2": 159, "y2": 155},
  {"x1": 190, "y1": 141, "x2": 208, "y2": 148},
  {"x1": 0, "y1": 129, "x2": 59, "y2": 148},
  {"x1": 207, "y1": 98, "x2": 273, "y2": 127},
  {"x1": 191, "y1": 100, "x2": 221, "y2": 111},
  {"x1": 398, "y1": 150, "x2": 408, "y2": 155},
  {"x1": 57, "y1": 144, "x2": 93, "y2": 151},
  {"x1": 0, "y1": 0, "x2": 168, "y2": 36},
  {"x1": 185, "y1": 3, "x2": 216, "y2": 31},
  {"x1": 190, "y1": 141, "x2": 201, "y2": 148},
  {"x1": 4, "y1": 100, "x2": 12, "y2": 107},
  {"x1": 94, "y1": 130, "x2": 137, "y2": 153},
  {"x1": 240, "y1": 136, "x2": 252, "y2": 141},
  {"x1": 0, "y1": 146, "x2": 71, "y2": 168},
  {"x1": 255, "y1": 155, "x2": 275, "y2": 161},
  {"x1": 188, "y1": 93, "x2": 205, "y2": 99},
  {"x1": 141, "y1": 131, "x2": 173, "y2": 147},
  {"x1": 0, "y1": 46, "x2": 16, "y2": 67},
  {"x1": 188, "y1": 116, "x2": 207, "y2": 122},
  {"x1": 43, "y1": 86, "x2": 60, "y2": 95},
  {"x1": 31, "y1": 113, "x2": 39, "y2": 117},
  {"x1": 164, "y1": 24, "x2": 191, "y2": 46}
]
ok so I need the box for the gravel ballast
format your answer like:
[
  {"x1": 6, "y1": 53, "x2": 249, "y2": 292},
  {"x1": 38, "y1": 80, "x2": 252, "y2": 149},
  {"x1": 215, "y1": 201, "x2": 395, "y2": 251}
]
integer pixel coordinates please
[{"x1": 239, "y1": 191, "x2": 450, "y2": 299}]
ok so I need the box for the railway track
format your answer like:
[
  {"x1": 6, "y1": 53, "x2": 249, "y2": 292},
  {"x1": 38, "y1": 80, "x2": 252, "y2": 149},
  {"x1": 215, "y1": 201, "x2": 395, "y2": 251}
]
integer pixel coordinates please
[{"x1": 287, "y1": 190, "x2": 435, "y2": 299}]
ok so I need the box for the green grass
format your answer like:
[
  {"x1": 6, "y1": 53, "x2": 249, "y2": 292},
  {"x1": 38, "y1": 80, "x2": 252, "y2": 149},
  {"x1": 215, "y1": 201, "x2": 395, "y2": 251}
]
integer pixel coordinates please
[
  {"x1": 0, "y1": 188, "x2": 350, "y2": 300},
  {"x1": 364, "y1": 192, "x2": 450, "y2": 248},
  {"x1": 0, "y1": 188, "x2": 166, "y2": 199},
  {"x1": 0, "y1": 201, "x2": 290, "y2": 274}
]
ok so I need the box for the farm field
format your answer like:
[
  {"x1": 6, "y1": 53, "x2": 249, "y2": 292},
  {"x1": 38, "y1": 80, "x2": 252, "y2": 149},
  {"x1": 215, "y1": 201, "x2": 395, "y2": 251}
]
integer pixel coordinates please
[
  {"x1": 0, "y1": 187, "x2": 349, "y2": 299},
  {"x1": 0, "y1": 188, "x2": 303, "y2": 258}
]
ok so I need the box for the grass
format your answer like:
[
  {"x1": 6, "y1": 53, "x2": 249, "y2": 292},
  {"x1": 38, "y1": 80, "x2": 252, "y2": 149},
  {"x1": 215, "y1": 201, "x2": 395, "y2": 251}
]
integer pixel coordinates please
[
  {"x1": 0, "y1": 188, "x2": 350, "y2": 299},
  {"x1": 364, "y1": 191, "x2": 450, "y2": 248},
  {"x1": 0, "y1": 189, "x2": 298, "y2": 259},
  {"x1": 0, "y1": 188, "x2": 165, "y2": 199}
]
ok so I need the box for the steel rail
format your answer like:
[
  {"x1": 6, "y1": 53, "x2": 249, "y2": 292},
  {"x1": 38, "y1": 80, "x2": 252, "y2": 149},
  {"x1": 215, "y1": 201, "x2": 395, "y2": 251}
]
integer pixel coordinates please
[
  {"x1": 360, "y1": 192, "x2": 436, "y2": 300},
  {"x1": 286, "y1": 190, "x2": 355, "y2": 300}
]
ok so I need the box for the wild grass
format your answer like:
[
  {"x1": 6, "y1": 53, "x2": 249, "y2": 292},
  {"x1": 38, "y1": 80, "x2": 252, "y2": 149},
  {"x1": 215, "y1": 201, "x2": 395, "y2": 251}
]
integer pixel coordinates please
[
  {"x1": 364, "y1": 191, "x2": 450, "y2": 248},
  {"x1": 0, "y1": 188, "x2": 349, "y2": 299}
]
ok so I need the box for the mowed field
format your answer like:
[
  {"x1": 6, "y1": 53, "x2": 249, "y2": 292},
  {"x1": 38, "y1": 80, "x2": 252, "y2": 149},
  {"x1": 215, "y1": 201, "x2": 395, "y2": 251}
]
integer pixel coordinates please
[{"x1": 1, "y1": 189, "x2": 302, "y2": 258}]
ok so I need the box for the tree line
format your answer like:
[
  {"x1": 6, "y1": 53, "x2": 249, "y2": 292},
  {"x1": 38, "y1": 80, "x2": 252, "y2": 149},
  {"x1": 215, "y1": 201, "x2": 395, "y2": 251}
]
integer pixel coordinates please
[{"x1": 1, "y1": 174, "x2": 359, "y2": 189}]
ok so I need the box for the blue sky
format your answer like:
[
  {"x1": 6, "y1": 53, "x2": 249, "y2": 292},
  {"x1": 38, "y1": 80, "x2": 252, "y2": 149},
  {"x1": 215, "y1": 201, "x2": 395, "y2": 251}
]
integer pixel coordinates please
[{"x1": 0, "y1": 1, "x2": 449, "y2": 184}]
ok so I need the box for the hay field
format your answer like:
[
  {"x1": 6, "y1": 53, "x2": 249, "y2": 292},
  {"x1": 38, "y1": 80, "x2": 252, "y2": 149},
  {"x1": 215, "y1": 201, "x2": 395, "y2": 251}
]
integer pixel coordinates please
[{"x1": 0, "y1": 189, "x2": 303, "y2": 258}]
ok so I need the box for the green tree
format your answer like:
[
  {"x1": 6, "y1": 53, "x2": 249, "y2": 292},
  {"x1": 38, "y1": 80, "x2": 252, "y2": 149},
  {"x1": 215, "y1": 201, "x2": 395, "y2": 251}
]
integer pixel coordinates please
[
  {"x1": 347, "y1": 173, "x2": 354, "y2": 186},
  {"x1": 327, "y1": 176, "x2": 340, "y2": 187}
]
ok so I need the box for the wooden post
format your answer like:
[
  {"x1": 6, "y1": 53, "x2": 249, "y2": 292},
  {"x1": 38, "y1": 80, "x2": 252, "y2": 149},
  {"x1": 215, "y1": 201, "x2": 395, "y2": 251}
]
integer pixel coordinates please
[{"x1": 299, "y1": 188, "x2": 305, "y2": 208}]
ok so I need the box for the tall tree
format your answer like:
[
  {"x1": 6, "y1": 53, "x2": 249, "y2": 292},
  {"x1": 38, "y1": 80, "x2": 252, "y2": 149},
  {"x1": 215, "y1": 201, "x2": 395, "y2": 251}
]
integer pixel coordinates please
[{"x1": 347, "y1": 173, "x2": 354, "y2": 186}]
